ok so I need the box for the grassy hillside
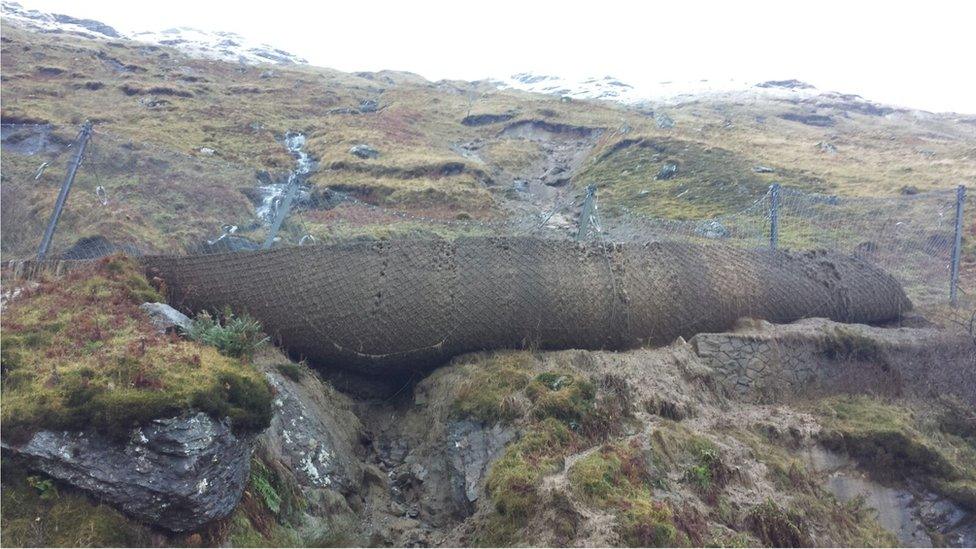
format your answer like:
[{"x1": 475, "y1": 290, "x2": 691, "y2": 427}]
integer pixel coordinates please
[
  {"x1": 3, "y1": 22, "x2": 974, "y2": 218},
  {"x1": 1, "y1": 21, "x2": 973, "y2": 301}
]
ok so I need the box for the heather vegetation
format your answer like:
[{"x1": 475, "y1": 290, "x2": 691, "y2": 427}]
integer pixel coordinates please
[{"x1": 0, "y1": 256, "x2": 273, "y2": 442}]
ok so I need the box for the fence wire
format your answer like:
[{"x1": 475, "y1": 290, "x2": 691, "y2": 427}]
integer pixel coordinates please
[{"x1": 1, "y1": 123, "x2": 970, "y2": 317}]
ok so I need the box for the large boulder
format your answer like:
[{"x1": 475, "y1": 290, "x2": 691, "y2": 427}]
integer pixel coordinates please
[
  {"x1": 1, "y1": 413, "x2": 252, "y2": 532},
  {"x1": 258, "y1": 358, "x2": 364, "y2": 493},
  {"x1": 140, "y1": 302, "x2": 191, "y2": 333}
]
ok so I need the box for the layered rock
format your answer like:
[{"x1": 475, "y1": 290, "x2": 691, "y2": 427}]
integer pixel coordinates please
[{"x1": 1, "y1": 413, "x2": 251, "y2": 532}]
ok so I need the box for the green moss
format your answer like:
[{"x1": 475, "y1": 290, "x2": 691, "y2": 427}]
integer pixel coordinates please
[
  {"x1": 526, "y1": 371, "x2": 598, "y2": 427},
  {"x1": 569, "y1": 442, "x2": 651, "y2": 506},
  {"x1": 618, "y1": 499, "x2": 678, "y2": 547},
  {"x1": 0, "y1": 257, "x2": 272, "y2": 442},
  {"x1": 567, "y1": 441, "x2": 678, "y2": 547},
  {"x1": 817, "y1": 396, "x2": 964, "y2": 481},
  {"x1": 0, "y1": 463, "x2": 153, "y2": 547},
  {"x1": 485, "y1": 418, "x2": 573, "y2": 520},
  {"x1": 451, "y1": 352, "x2": 533, "y2": 424}
]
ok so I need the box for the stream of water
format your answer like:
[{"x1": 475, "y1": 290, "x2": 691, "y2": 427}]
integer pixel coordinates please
[{"x1": 256, "y1": 131, "x2": 312, "y2": 225}]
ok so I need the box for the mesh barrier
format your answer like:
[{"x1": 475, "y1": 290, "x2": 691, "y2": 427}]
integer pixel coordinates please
[
  {"x1": 143, "y1": 239, "x2": 911, "y2": 375},
  {"x1": 2, "y1": 123, "x2": 971, "y2": 366}
]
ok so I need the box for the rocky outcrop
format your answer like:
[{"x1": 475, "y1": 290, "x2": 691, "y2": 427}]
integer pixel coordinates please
[
  {"x1": 779, "y1": 112, "x2": 835, "y2": 127},
  {"x1": 258, "y1": 358, "x2": 365, "y2": 493},
  {"x1": 461, "y1": 113, "x2": 515, "y2": 127},
  {"x1": 349, "y1": 144, "x2": 380, "y2": 159},
  {"x1": 1, "y1": 413, "x2": 252, "y2": 532},
  {"x1": 446, "y1": 420, "x2": 516, "y2": 506}
]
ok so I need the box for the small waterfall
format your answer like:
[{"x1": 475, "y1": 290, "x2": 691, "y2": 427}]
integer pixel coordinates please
[{"x1": 256, "y1": 132, "x2": 312, "y2": 224}]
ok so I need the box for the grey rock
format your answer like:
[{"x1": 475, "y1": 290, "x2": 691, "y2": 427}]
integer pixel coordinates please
[
  {"x1": 1, "y1": 413, "x2": 252, "y2": 532},
  {"x1": 753, "y1": 165, "x2": 776, "y2": 173},
  {"x1": 349, "y1": 144, "x2": 380, "y2": 159},
  {"x1": 447, "y1": 420, "x2": 516, "y2": 504},
  {"x1": 512, "y1": 179, "x2": 530, "y2": 193},
  {"x1": 51, "y1": 13, "x2": 122, "y2": 38},
  {"x1": 359, "y1": 99, "x2": 379, "y2": 113},
  {"x1": 258, "y1": 364, "x2": 363, "y2": 493},
  {"x1": 140, "y1": 302, "x2": 191, "y2": 334},
  {"x1": 654, "y1": 112, "x2": 675, "y2": 129},
  {"x1": 779, "y1": 112, "x2": 835, "y2": 127},
  {"x1": 698, "y1": 220, "x2": 729, "y2": 239},
  {"x1": 655, "y1": 162, "x2": 679, "y2": 180},
  {"x1": 461, "y1": 113, "x2": 515, "y2": 127},
  {"x1": 756, "y1": 79, "x2": 815, "y2": 90},
  {"x1": 817, "y1": 141, "x2": 838, "y2": 154}
]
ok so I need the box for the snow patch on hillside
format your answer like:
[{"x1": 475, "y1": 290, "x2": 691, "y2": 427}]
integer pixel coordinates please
[
  {"x1": 1, "y1": 1, "x2": 307, "y2": 65},
  {"x1": 493, "y1": 72, "x2": 824, "y2": 106}
]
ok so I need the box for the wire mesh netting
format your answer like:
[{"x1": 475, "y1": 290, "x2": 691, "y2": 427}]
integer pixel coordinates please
[{"x1": 1, "y1": 123, "x2": 970, "y2": 340}]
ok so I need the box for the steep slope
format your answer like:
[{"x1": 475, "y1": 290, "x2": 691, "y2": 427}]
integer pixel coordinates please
[{"x1": 2, "y1": 10, "x2": 974, "y2": 227}]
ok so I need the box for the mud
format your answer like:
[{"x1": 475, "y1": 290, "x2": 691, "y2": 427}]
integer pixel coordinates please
[{"x1": 142, "y1": 237, "x2": 911, "y2": 376}]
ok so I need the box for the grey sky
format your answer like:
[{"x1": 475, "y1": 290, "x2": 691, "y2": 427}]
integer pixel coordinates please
[{"x1": 13, "y1": 0, "x2": 976, "y2": 113}]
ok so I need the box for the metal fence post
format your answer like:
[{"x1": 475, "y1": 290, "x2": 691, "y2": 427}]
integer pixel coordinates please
[
  {"x1": 262, "y1": 177, "x2": 302, "y2": 249},
  {"x1": 769, "y1": 183, "x2": 780, "y2": 249},
  {"x1": 576, "y1": 185, "x2": 597, "y2": 241},
  {"x1": 37, "y1": 121, "x2": 93, "y2": 262},
  {"x1": 950, "y1": 184, "x2": 967, "y2": 306}
]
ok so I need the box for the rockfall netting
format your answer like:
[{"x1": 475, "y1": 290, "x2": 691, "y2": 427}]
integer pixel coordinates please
[
  {"x1": 143, "y1": 238, "x2": 911, "y2": 375},
  {"x1": 2, "y1": 124, "x2": 966, "y2": 309},
  {"x1": 2, "y1": 122, "x2": 970, "y2": 374}
]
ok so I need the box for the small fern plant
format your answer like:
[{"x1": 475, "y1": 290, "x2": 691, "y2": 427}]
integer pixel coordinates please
[{"x1": 186, "y1": 309, "x2": 268, "y2": 358}]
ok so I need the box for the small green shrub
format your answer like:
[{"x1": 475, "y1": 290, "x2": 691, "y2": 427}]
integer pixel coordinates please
[
  {"x1": 746, "y1": 499, "x2": 810, "y2": 548},
  {"x1": 275, "y1": 362, "x2": 308, "y2": 382},
  {"x1": 27, "y1": 475, "x2": 59, "y2": 500},
  {"x1": 186, "y1": 310, "x2": 268, "y2": 358},
  {"x1": 250, "y1": 460, "x2": 282, "y2": 515}
]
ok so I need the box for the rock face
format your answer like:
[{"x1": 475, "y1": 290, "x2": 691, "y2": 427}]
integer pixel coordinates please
[
  {"x1": 258, "y1": 361, "x2": 364, "y2": 493},
  {"x1": 446, "y1": 421, "x2": 516, "y2": 505},
  {"x1": 779, "y1": 112, "x2": 835, "y2": 127},
  {"x1": 1, "y1": 413, "x2": 252, "y2": 532},
  {"x1": 140, "y1": 302, "x2": 191, "y2": 333}
]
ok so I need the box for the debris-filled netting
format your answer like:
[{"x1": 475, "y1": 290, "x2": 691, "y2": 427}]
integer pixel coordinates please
[
  {"x1": 143, "y1": 238, "x2": 911, "y2": 375},
  {"x1": 2, "y1": 123, "x2": 970, "y2": 370}
]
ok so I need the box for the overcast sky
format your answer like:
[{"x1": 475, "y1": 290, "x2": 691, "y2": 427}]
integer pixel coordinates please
[{"x1": 13, "y1": 0, "x2": 976, "y2": 113}]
